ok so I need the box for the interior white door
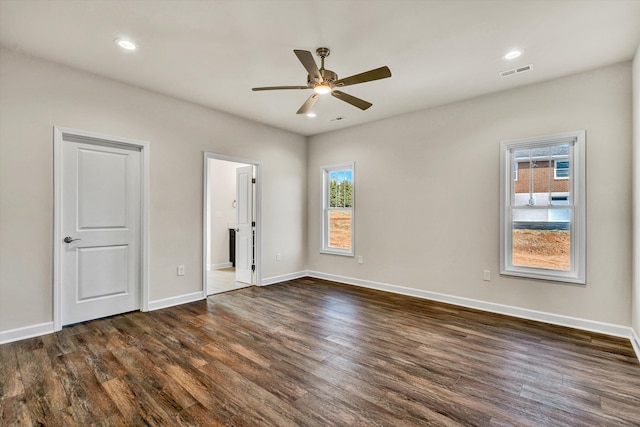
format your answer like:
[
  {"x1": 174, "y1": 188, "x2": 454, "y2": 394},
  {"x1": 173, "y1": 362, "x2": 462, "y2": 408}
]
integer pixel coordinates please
[
  {"x1": 60, "y1": 140, "x2": 141, "y2": 325},
  {"x1": 235, "y1": 165, "x2": 253, "y2": 284}
]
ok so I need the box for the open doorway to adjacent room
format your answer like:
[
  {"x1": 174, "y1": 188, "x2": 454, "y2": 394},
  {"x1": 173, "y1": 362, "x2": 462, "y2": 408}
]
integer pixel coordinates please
[{"x1": 203, "y1": 153, "x2": 261, "y2": 295}]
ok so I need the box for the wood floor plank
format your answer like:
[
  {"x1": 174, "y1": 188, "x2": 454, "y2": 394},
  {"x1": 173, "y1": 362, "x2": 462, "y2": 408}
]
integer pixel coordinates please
[
  {"x1": 200, "y1": 341, "x2": 309, "y2": 403},
  {"x1": 16, "y1": 347, "x2": 69, "y2": 426},
  {"x1": 162, "y1": 362, "x2": 238, "y2": 420},
  {"x1": 0, "y1": 344, "x2": 24, "y2": 400},
  {"x1": 376, "y1": 390, "x2": 475, "y2": 427},
  {"x1": 111, "y1": 346, "x2": 198, "y2": 412},
  {"x1": 0, "y1": 395, "x2": 34, "y2": 426},
  {"x1": 176, "y1": 402, "x2": 229, "y2": 427},
  {"x1": 60, "y1": 349, "x2": 119, "y2": 422},
  {"x1": 101, "y1": 376, "x2": 152, "y2": 425},
  {"x1": 1, "y1": 277, "x2": 639, "y2": 426},
  {"x1": 197, "y1": 361, "x2": 314, "y2": 426}
]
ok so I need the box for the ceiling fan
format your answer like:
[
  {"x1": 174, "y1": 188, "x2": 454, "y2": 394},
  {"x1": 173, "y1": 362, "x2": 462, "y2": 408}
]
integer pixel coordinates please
[{"x1": 252, "y1": 47, "x2": 392, "y2": 115}]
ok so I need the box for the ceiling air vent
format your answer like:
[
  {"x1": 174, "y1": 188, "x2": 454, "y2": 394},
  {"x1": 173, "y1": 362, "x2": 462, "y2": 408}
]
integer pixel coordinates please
[{"x1": 500, "y1": 64, "x2": 533, "y2": 78}]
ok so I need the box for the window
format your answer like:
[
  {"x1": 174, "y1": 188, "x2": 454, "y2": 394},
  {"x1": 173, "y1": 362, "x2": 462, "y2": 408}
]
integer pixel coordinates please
[
  {"x1": 514, "y1": 161, "x2": 519, "y2": 181},
  {"x1": 321, "y1": 163, "x2": 354, "y2": 256},
  {"x1": 554, "y1": 160, "x2": 570, "y2": 179},
  {"x1": 500, "y1": 131, "x2": 585, "y2": 284}
]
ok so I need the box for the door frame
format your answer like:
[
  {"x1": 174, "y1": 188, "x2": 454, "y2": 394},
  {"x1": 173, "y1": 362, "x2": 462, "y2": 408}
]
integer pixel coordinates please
[
  {"x1": 53, "y1": 126, "x2": 150, "y2": 331},
  {"x1": 203, "y1": 152, "x2": 262, "y2": 293}
]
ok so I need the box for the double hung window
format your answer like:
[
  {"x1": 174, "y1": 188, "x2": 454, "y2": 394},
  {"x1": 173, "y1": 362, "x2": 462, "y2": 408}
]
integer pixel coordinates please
[
  {"x1": 500, "y1": 131, "x2": 585, "y2": 284},
  {"x1": 321, "y1": 163, "x2": 354, "y2": 256}
]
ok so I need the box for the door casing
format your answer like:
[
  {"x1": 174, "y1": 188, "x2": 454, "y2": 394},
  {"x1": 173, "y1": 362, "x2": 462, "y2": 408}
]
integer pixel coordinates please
[
  {"x1": 203, "y1": 152, "x2": 262, "y2": 293},
  {"x1": 53, "y1": 126, "x2": 150, "y2": 331}
]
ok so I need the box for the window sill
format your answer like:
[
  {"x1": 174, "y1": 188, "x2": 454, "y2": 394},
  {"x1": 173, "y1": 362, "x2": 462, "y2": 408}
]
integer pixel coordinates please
[
  {"x1": 320, "y1": 248, "x2": 354, "y2": 257},
  {"x1": 500, "y1": 268, "x2": 585, "y2": 285}
]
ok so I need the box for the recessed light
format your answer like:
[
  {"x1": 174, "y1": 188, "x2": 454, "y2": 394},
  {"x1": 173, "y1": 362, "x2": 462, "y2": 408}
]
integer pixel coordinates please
[
  {"x1": 306, "y1": 112, "x2": 317, "y2": 118},
  {"x1": 115, "y1": 39, "x2": 137, "y2": 50},
  {"x1": 503, "y1": 50, "x2": 523, "y2": 60}
]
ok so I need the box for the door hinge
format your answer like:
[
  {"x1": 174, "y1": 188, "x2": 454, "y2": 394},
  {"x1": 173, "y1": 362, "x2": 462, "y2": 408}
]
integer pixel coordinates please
[
  {"x1": 252, "y1": 221, "x2": 256, "y2": 227},
  {"x1": 251, "y1": 264, "x2": 255, "y2": 272},
  {"x1": 252, "y1": 178, "x2": 256, "y2": 183}
]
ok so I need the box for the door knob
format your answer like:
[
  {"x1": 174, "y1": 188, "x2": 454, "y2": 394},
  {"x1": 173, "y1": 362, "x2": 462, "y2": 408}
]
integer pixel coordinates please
[{"x1": 63, "y1": 236, "x2": 82, "y2": 243}]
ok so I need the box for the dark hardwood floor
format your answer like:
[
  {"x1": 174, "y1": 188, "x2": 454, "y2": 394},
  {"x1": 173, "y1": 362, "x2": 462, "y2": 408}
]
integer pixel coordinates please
[{"x1": 1, "y1": 277, "x2": 639, "y2": 426}]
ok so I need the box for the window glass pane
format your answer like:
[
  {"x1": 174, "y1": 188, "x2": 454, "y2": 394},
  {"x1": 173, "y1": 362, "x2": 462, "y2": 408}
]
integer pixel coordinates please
[
  {"x1": 513, "y1": 146, "x2": 572, "y2": 206},
  {"x1": 323, "y1": 163, "x2": 354, "y2": 255},
  {"x1": 328, "y1": 170, "x2": 353, "y2": 208},
  {"x1": 512, "y1": 208, "x2": 570, "y2": 271},
  {"x1": 329, "y1": 210, "x2": 351, "y2": 249}
]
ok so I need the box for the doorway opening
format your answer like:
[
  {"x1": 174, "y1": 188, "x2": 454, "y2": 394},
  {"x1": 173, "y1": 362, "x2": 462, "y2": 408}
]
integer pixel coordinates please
[{"x1": 203, "y1": 153, "x2": 261, "y2": 295}]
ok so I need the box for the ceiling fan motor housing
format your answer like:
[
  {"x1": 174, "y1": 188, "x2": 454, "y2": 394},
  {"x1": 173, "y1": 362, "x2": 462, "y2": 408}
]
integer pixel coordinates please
[{"x1": 308, "y1": 69, "x2": 338, "y2": 87}]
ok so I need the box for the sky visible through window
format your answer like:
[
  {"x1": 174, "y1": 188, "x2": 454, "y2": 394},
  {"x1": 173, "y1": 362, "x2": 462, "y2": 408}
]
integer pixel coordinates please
[{"x1": 329, "y1": 170, "x2": 352, "y2": 182}]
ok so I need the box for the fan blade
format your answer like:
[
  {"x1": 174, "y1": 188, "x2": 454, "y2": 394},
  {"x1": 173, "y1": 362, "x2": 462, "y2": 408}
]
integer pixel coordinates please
[
  {"x1": 334, "y1": 66, "x2": 391, "y2": 87},
  {"x1": 252, "y1": 86, "x2": 310, "y2": 91},
  {"x1": 294, "y1": 50, "x2": 322, "y2": 83},
  {"x1": 332, "y1": 90, "x2": 372, "y2": 110},
  {"x1": 296, "y1": 93, "x2": 320, "y2": 114}
]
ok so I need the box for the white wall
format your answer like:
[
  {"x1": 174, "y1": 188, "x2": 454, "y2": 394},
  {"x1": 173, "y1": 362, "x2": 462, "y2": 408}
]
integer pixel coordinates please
[
  {"x1": 633, "y1": 44, "x2": 640, "y2": 338},
  {"x1": 0, "y1": 48, "x2": 306, "y2": 332},
  {"x1": 308, "y1": 62, "x2": 633, "y2": 326},
  {"x1": 207, "y1": 159, "x2": 249, "y2": 268}
]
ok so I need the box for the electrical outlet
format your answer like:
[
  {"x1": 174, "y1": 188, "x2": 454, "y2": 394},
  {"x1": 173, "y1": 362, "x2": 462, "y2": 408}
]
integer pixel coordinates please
[
  {"x1": 276, "y1": 253, "x2": 281, "y2": 261},
  {"x1": 483, "y1": 270, "x2": 491, "y2": 281},
  {"x1": 177, "y1": 265, "x2": 185, "y2": 276},
  {"x1": 358, "y1": 256, "x2": 364, "y2": 264}
]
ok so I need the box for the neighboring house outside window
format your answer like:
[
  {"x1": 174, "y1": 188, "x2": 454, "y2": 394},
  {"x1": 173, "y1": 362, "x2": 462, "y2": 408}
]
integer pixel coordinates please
[
  {"x1": 321, "y1": 163, "x2": 354, "y2": 256},
  {"x1": 500, "y1": 131, "x2": 585, "y2": 284}
]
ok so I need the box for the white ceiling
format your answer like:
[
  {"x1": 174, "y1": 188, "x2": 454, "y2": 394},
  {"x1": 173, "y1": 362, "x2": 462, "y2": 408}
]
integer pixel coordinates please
[{"x1": 1, "y1": 0, "x2": 639, "y2": 136}]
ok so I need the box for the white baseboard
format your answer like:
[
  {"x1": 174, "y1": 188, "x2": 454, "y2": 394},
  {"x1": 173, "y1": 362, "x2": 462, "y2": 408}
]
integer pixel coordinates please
[
  {"x1": 631, "y1": 328, "x2": 640, "y2": 361},
  {"x1": 0, "y1": 321, "x2": 55, "y2": 345},
  {"x1": 148, "y1": 291, "x2": 205, "y2": 311},
  {"x1": 307, "y1": 270, "x2": 635, "y2": 340},
  {"x1": 261, "y1": 270, "x2": 308, "y2": 286},
  {"x1": 208, "y1": 262, "x2": 233, "y2": 271}
]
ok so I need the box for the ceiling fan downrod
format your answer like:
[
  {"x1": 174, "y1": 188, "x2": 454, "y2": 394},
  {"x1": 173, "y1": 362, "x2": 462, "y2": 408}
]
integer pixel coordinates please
[{"x1": 315, "y1": 47, "x2": 335, "y2": 84}]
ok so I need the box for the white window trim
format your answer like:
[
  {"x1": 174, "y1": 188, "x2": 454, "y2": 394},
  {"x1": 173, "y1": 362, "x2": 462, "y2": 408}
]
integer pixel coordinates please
[
  {"x1": 554, "y1": 159, "x2": 570, "y2": 180},
  {"x1": 321, "y1": 162, "x2": 355, "y2": 256},
  {"x1": 500, "y1": 130, "x2": 586, "y2": 284}
]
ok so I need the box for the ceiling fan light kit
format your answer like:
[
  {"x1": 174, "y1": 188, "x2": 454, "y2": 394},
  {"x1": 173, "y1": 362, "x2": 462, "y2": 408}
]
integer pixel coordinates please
[
  {"x1": 252, "y1": 47, "x2": 392, "y2": 115},
  {"x1": 313, "y1": 84, "x2": 332, "y2": 95}
]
